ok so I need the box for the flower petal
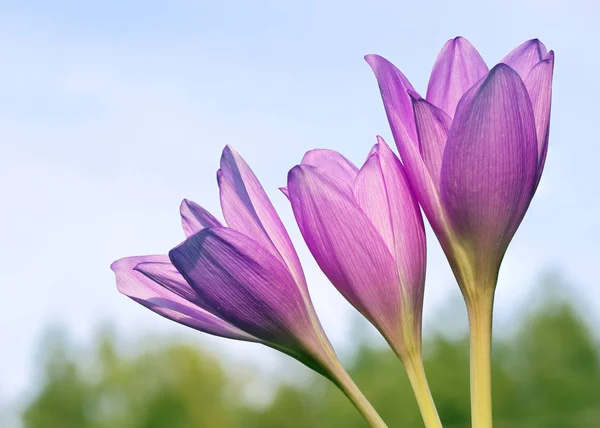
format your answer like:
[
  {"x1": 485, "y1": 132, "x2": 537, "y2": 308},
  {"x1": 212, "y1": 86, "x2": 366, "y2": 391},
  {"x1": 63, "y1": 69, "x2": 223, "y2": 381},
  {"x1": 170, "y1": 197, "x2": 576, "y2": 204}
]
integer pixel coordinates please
[
  {"x1": 501, "y1": 39, "x2": 548, "y2": 81},
  {"x1": 354, "y1": 138, "x2": 427, "y2": 311},
  {"x1": 366, "y1": 54, "x2": 450, "y2": 237},
  {"x1": 134, "y1": 258, "x2": 197, "y2": 302},
  {"x1": 301, "y1": 149, "x2": 359, "y2": 185},
  {"x1": 218, "y1": 171, "x2": 273, "y2": 250},
  {"x1": 441, "y1": 64, "x2": 538, "y2": 273},
  {"x1": 180, "y1": 199, "x2": 222, "y2": 238},
  {"x1": 111, "y1": 255, "x2": 253, "y2": 341},
  {"x1": 524, "y1": 51, "x2": 554, "y2": 190},
  {"x1": 375, "y1": 139, "x2": 427, "y2": 298},
  {"x1": 365, "y1": 54, "x2": 419, "y2": 151},
  {"x1": 426, "y1": 37, "x2": 489, "y2": 118},
  {"x1": 218, "y1": 146, "x2": 306, "y2": 290},
  {"x1": 169, "y1": 227, "x2": 316, "y2": 351},
  {"x1": 287, "y1": 164, "x2": 402, "y2": 337},
  {"x1": 412, "y1": 96, "x2": 453, "y2": 193},
  {"x1": 353, "y1": 150, "x2": 394, "y2": 252}
]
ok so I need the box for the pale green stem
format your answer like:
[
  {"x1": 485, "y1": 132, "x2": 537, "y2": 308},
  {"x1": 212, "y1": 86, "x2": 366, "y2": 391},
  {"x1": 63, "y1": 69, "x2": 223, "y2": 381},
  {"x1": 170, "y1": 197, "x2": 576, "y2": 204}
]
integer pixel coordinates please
[
  {"x1": 403, "y1": 353, "x2": 443, "y2": 428},
  {"x1": 330, "y1": 367, "x2": 388, "y2": 428},
  {"x1": 467, "y1": 293, "x2": 494, "y2": 428}
]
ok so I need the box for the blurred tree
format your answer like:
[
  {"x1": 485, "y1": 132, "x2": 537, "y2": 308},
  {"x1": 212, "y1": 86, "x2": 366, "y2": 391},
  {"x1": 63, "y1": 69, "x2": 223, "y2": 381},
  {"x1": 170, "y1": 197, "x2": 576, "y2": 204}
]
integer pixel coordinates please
[
  {"x1": 24, "y1": 332, "x2": 244, "y2": 428},
  {"x1": 509, "y1": 301, "x2": 600, "y2": 427},
  {"x1": 23, "y1": 331, "x2": 94, "y2": 428},
  {"x1": 23, "y1": 297, "x2": 600, "y2": 427}
]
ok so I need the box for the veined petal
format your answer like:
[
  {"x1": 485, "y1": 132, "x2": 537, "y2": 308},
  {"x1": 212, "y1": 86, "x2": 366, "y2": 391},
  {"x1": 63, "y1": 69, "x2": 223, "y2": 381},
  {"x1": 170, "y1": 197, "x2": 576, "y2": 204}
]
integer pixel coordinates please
[
  {"x1": 169, "y1": 227, "x2": 316, "y2": 351},
  {"x1": 412, "y1": 96, "x2": 452, "y2": 193},
  {"x1": 134, "y1": 258, "x2": 197, "y2": 302},
  {"x1": 218, "y1": 146, "x2": 306, "y2": 291},
  {"x1": 525, "y1": 51, "x2": 555, "y2": 190},
  {"x1": 180, "y1": 199, "x2": 221, "y2": 238},
  {"x1": 218, "y1": 171, "x2": 274, "y2": 251},
  {"x1": 365, "y1": 54, "x2": 419, "y2": 151},
  {"x1": 354, "y1": 150, "x2": 394, "y2": 252},
  {"x1": 375, "y1": 139, "x2": 427, "y2": 301},
  {"x1": 301, "y1": 149, "x2": 359, "y2": 185},
  {"x1": 366, "y1": 54, "x2": 450, "y2": 238},
  {"x1": 288, "y1": 164, "x2": 402, "y2": 336},
  {"x1": 441, "y1": 64, "x2": 538, "y2": 274},
  {"x1": 354, "y1": 139, "x2": 427, "y2": 313},
  {"x1": 111, "y1": 255, "x2": 253, "y2": 341},
  {"x1": 279, "y1": 149, "x2": 359, "y2": 198},
  {"x1": 501, "y1": 39, "x2": 548, "y2": 81},
  {"x1": 426, "y1": 37, "x2": 489, "y2": 118}
]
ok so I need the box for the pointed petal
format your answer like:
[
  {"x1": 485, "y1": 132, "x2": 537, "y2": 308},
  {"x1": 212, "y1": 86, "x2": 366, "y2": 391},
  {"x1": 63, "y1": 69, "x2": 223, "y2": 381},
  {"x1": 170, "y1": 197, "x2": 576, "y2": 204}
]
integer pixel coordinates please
[
  {"x1": 180, "y1": 199, "x2": 221, "y2": 238},
  {"x1": 218, "y1": 171, "x2": 273, "y2": 250},
  {"x1": 525, "y1": 51, "x2": 554, "y2": 190},
  {"x1": 353, "y1": 151, "x2": 394, "y2": 252},
  {"x1": 218, "y1": 146, "x2": 306, "y2": 290},
  {"x1": 366, "y1": 54, "x2": 450, "y2": 239},
  {"x1": 111, "y1": 255, "x2": 253, "y2": 341},
  {"x1": 301, "y1": 149, "x2": 359, "y2": 185},
  {"x1": 288, "y1": 164, "x2": 402, "y2": 336},
  {"x1": 441, "y1": 64, "x2": 538, "y2": 272},
  {"x1": 501, "y1": 39, "x2": 548, "y2": 81},
  {"x1": 412, "y1": 96, "x2": 452, "y2": 193},
  {"x1": 365, "y1": 54, "x2": 419, "y2": 151},
  {"x1": 169, "y1": 227, "x2": 316, "y2": 350},
  {"x1": 426, "y1": 37, "x2": 489, "y2": 117},
  {"x1": 354, "y1": 139, "x2": 427, "y2": 314},
  {"x1": 375, "y1": 139, "x2": 427, "y2": 300},
  {"x1": 134, "y1": 258, "x2": 197, "y2": 302}
]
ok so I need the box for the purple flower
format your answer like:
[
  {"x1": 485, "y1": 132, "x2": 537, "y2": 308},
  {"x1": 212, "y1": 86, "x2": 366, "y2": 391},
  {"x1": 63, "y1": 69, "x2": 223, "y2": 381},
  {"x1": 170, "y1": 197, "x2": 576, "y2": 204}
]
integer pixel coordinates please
[
  {"x1": 112, "y1": 147, "x2": 388, "y2": 426},
  {"x1": 286, "y1": 138, "x2": 426, "y2": 358},
  {"x1": 112, "y1": 146, "x2": 341, "y2": 376},
  {"x1": 366, "y1": 38, "x2": 554, "y2": 296}
]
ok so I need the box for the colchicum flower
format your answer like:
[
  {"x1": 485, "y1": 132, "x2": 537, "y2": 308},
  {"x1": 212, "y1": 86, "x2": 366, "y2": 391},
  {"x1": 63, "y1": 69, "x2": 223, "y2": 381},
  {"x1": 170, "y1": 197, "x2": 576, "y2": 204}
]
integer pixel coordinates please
[
  {"x1": 111, "y1": 146, "x2": 386, "y2": 427},
  {"x1": 286, "y1": 139, "x2": 442, "y2": 428},
  {"x1": 366, "y1": 38, "x2": 554, "y2": 427}
]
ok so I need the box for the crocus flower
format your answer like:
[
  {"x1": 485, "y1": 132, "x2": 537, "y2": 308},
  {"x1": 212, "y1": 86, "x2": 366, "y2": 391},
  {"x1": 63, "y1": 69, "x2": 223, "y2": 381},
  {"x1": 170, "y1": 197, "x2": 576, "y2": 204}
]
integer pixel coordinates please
[
  {"x1": 286, "y1": 139, "x2": 442, "y2": 428},
  {"x1": 365, "y1": 37, "x2": 554, "y2": 300},
  {"x1": 366, "y1": 38, "x2": 554, "y2": 427},
  {"x1": 111, "y1": 146, "x2": 385, "y2": 427}
]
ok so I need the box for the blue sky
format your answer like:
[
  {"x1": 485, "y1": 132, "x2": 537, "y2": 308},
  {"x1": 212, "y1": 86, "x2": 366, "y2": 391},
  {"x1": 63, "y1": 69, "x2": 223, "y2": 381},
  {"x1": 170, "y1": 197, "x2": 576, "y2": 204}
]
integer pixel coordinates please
[{"x1": 2, "y1": 0, "x2": 599, "y2": 411}]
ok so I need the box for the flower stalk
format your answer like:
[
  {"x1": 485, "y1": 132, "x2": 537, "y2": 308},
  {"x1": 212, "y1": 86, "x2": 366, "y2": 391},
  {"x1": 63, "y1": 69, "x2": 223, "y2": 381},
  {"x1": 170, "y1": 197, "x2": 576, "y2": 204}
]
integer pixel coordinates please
[
  {"x1": 329, "y1": 366, "x2": 388, "y2": 428},
  {"x1": 403, "y1": 353, "x2": 442, "y2": 428},
  {"x1": 466, "y1": 289, "x2": 495, "y2": 428}
]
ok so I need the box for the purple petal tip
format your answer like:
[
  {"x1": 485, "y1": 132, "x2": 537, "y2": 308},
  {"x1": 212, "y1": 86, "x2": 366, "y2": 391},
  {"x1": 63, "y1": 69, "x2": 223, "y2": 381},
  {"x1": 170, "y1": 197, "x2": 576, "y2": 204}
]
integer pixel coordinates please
[
  {"x1": 364, "y1": 54, "x2": 386, "y2": 68},
  {"x1": 407, "y1": 89, "x2": 421, "y2": 101},
  {"x1": 109, "y1": 259, "x2": 121, "y2": 272},
  {"x1": 488, "y1": 62, "x2": 520, "y2": 78}
]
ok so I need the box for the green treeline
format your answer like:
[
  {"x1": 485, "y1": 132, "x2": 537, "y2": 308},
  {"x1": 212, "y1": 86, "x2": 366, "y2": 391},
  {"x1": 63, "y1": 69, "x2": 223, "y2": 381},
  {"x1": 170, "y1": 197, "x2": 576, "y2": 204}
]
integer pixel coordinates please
[{"x1": 22, "y1": 298, "x2": 600, "y2": 428}]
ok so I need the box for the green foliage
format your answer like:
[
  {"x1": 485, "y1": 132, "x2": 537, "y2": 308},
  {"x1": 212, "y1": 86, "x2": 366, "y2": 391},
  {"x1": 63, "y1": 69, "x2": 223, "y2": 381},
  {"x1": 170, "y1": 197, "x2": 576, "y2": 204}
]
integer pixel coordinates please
[
  {"x1": 22, "y1": 299, "x2": 600, "y2": 427},
  {"x1": 24, "y1": 333, "x2": 242, "y2": 428}
]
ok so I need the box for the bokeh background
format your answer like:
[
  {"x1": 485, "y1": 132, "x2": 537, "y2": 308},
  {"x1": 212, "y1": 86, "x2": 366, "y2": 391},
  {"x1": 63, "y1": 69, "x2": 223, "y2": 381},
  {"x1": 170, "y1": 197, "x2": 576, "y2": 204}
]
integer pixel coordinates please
[{"x1": 2, "y1": 1, "x2": 599, "y2": 427}]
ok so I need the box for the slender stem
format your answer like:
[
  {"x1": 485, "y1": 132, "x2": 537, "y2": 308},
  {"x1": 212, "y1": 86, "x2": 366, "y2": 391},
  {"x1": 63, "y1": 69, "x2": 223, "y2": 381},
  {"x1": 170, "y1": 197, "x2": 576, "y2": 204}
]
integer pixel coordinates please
[
  {"x1": 330, "y1": 368, "x2": 388, "y2": 428},
  {"x1": 467, "y1": 294, "x2": 494, "y2": 428},
  {"x1": 403, "y1": 354, "x2": 443, "y2": 428}
]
